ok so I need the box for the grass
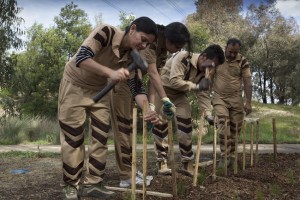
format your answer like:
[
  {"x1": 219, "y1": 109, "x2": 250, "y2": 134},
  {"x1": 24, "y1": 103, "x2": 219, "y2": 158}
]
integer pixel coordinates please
[
  {"x1": 0, "y1": 151, "x2": 60, "y2": 159},
  {"x1": 0, "y1": 101, "x2": 299, "y2": 145},
  {"x1": 199, "y1": 101, "x2": 300, "y2": 144}
]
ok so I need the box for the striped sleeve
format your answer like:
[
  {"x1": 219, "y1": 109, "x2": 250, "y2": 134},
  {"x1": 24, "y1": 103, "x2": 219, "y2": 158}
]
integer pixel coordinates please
[
  {"x1": 240, "y1": 56, "x2": 252, "y2": 78},
  {"x1": 127, "y1": 78, "x2": 147, "y2": 98},
  {"x1": 76, "y1": 46, "x2": 95, "y2": 67}
]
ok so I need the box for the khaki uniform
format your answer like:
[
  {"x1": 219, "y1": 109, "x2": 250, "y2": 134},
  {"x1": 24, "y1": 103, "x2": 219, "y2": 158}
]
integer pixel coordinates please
[
  {"x1": 153, "y1": 51, "x2": 211, "y2": 163},
  {"x1": 211, "y1": 53, "x2": 251, "y2": 158},
  {"x1": 58, "y1": 24, "x2": 131, "y2": 189},
  {"x1": 110, "y1": 32, "x2": 167, "y2": 180}
]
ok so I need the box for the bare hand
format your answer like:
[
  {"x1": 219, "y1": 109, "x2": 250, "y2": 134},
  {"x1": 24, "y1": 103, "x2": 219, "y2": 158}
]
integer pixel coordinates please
[
  {"x1": 244, "y1": 102, "x2": 252, "y2": 115},
  {"x1": 110, "y1": 68, "x2": 130, "y2": 82},
  {"x1": 144, "y1": 110, "x2": 160, "y2": 125}
]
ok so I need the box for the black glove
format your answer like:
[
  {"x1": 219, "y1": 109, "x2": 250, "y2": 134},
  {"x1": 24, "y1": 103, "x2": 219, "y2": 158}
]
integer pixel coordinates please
[
  {"x1": 196, "y1": 78, "x2": 210, "y2": 91},
  {"x1": 205, "y1": 115, "x2": 214, "y2": 126}
]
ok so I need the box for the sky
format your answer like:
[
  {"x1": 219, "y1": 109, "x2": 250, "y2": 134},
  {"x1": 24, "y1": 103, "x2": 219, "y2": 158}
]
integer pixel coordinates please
[{"x1": 16, "y1": 0, "x2": 300, "y2": 30}]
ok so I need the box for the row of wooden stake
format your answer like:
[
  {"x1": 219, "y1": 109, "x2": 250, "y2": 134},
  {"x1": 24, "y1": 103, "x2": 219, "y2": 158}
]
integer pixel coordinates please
[{"x1": 106, "y1": 102, "x2": 278, "y2": 199}]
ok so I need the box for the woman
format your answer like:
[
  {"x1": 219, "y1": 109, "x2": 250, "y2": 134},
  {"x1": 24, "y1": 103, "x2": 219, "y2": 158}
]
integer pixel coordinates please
[
  {"x1": 111, "y1": 22, "x2": 192, "y2": 187},
  {"x1": 58, "y1": 16, "x2": 158, "y2": 200}
]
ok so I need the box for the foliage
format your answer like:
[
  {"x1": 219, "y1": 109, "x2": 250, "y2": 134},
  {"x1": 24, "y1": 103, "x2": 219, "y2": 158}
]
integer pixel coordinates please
[
  {"x1": 118, "y1": 11, "x2": 136, "y2": 31},
  {"x1": 186, "y1": 22, "x2": 209, "y2": 52},
  {"x1": 0, "y1": 0, "x2": 24, "y2": 56},
  {"x1": 0, "y1": 0, "x2": 24, "y2": 92},
  {"x1": 1, "y1": 2, "x2": 93, "y2": 117},
  {"x1": 10, "y1": 24, "x2": 66, "y2": 117},
  {"x1": 54, "y1": 2, "x2": 92, "y2": 59},
  {"x1": 0, "y1": 115, "x2": 60, "y2": 145}
]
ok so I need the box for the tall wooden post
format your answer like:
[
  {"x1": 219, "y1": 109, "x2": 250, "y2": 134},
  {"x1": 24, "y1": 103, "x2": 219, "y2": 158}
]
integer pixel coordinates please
[
  {"x1": 168, "y1": 119, "x2": 177, "y2": 197},
  {"x1": 142, "y1": 101, "x2": 147, "y2": 200},
  {"x1": 212, "y1": 115, "x2": 217, "y2": 181},
  {"x1": 272, "y1": 118, "x2": 277, "y2": 161},
  {"x1": 131, "y1": 106, "x2": 137, "y2": 200},
  {"x1": 242, "y1": 121, "x2": 246, "y2": 171},
  {"x1": 193, "y1": 113, "x2": 204, "y2": 186}
]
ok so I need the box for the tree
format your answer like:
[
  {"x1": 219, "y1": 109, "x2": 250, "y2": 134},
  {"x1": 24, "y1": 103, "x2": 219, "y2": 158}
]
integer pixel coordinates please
[
  {"x1": 11, "y1": 23, "x2": 67, "y2": 117},
  {"x1": 0, "y1": 0, "x2": 24, "y2": 88},
  {"x1": 54, "y1": 2, "x2": 92, "y2": 59},
  {"x1": 118, "y1": 11, "x2": 136, "y2": 31},
  {"x1": 245, "y1": 0, "x2": 300, "y2": 104}
]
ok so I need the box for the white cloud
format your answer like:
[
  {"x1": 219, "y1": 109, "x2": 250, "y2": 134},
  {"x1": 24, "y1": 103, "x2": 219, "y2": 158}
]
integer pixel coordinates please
[{"x1": 275, "y1": 0, "x2": 300, "y2": 18}]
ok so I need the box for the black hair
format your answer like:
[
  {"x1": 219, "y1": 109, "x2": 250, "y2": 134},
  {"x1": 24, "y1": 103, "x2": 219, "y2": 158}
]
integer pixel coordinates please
[
  {"x1": 227, "y1": 38, "x2": 242, "y2": 47},
  {"x1": 201, "y1": 44, "x2": 225, "y2": 65},
  {"x1": 164, "y1": 22, "x2": 192, "y2": 53},
  {"x1": 125, "y1": 16, "x2": 158, "y2": 38}
]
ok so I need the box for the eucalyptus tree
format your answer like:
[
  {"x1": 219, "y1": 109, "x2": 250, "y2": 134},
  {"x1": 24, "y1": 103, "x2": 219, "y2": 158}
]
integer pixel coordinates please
[
  {"x1": 0, "y1": 0, "x2": 23, "y2": 88},
  {"x1": 246, "y1": 0, "x2": 300, "y2": 104},
  {"x1": 54, "y1": 2, "x2": 92, "y2": 59}
]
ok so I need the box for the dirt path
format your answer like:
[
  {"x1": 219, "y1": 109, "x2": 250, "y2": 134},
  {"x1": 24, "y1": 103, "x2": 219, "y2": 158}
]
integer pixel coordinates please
[{"x1": 0, "y1": 150, "x2": 300, "y2": 200}]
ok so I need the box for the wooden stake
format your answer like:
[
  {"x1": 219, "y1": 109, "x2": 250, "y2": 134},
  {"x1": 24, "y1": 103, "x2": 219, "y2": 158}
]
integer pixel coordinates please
[
  {"x1": 242, "y1": 121, "x2": 246, "y2": 171},
  {"x1": 255, "y1": 120, "x2": 259, "y2": 167},
  {"x1": 142, "y1": 101, "x2": 147, "y2": 200},
  {"x1": 212, "y1": 114, "x2": 217, "y2": 181},
  {"x1": 193, "y1": 113, "x2": 204, "y2": 186},
  {"x1": 250, "y1": 123, "x2": 254, "y2": 167},
  {"x1": 131, "y1": 106, "x2": 137, "y2": 200},
  {"x1": 272, "y1": 118, "x2": 277, "y2": 161},
  {"x1": 224, "y1": 117, "x2": 228, "y2": 176},
  {"x1": 105, "y1": 186, "x2": 173, "y2": 198},
  {"x1": 168, "y1": 119, "x2": 177, "y2": 197},
  {"x1": 234, "y1": 121, "x2": 238, "y2": 174}
]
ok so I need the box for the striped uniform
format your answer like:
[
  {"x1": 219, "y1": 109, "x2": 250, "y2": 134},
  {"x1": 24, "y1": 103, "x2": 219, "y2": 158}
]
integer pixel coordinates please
[
  {"x1": 153, "y1": 51, "x2": 211, "y2": 163},
  {"x1": 211, "y1": 53, "x2": 251, "y2": 158},
  {"x1": 58, "y1": 24, "x2": 140, "y2": 189},
  {"x1": 110, "y1": 31, "x2": 167, "y2": 180}
]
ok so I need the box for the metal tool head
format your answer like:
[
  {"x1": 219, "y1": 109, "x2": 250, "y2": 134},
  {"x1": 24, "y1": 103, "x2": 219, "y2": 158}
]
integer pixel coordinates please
[{"x1": 130, "y1": 49, "x2": 148, "y2": 71}]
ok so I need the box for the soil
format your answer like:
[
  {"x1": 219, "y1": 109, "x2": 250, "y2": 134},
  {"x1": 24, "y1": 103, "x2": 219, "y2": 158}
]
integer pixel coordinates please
[{"x1": 0, "y1": 150, "x2": 300, "y2": 200}]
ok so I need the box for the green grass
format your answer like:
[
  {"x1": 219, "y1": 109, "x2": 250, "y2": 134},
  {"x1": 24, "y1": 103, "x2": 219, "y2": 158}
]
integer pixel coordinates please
[
  {"x1": 0, "y1": 151, "x2": 60, "y2": 159},
  {"x1": 1, "y1": 101, "x2": 299, "y2": 145},
  {"x1": 198, "y1": 101, "x2": 300, "y2": 144}
]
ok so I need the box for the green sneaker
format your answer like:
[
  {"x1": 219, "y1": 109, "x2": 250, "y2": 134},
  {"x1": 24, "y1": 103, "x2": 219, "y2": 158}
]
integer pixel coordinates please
[
  {"x1": 63, "y1": 185, "x2": 78, "y2": 200},
  {"x1": 80, "y1": 183, "x2": 115, "y2": 199}
]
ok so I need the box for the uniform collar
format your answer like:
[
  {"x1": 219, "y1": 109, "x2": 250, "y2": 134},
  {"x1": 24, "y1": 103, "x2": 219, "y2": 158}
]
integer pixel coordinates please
[
  {"x1": 190, "y1": 53, "x2": 200, "y2": 69},
  {"x1": 111, "y1": 28, "x2": 129, "y2": 59}
]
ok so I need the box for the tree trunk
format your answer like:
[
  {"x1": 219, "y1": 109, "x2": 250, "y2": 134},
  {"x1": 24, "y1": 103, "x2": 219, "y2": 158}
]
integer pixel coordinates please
[{"x1": 262, "y1": 71, "x2": 267, "y2": 104}]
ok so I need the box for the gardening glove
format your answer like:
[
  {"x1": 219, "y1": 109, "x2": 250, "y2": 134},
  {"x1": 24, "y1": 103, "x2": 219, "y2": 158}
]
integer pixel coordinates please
[
  {"x1": 195, "y1": 78, "x2": 210, "y2": 91},
  {"x1": 205, "y1": 115, "x2": 214, "y2": 126},
  {"x1": 161, "y1": 97, "x2": 176, "y2": 120}
]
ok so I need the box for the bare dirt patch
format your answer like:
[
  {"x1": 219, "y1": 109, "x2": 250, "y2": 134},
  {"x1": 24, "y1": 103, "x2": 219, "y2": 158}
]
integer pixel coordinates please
[{"x1": 0, "y1": 151, "x2": 299, "y2": 200}]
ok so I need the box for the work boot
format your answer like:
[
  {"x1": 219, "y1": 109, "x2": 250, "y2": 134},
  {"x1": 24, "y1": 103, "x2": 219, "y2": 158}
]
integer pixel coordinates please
[
  {"x1": 158, "y1": 160, "x2": 172, "y2": 175},
  {"x1": 63, "y1": 184, "x2": 78, "y2": 200},
  {"x1": 179, "y1": 161, "x2": 194, "y2": 177},
  {"x1": 80, "y1": 183, "x2": 115, "y2": 199}
]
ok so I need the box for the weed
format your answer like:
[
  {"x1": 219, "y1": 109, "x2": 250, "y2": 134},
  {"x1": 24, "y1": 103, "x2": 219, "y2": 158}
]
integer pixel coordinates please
[
  {"x1": 287, "y1": 168, "x2": 297, "y2": 186},
  {"x1": 177, "y1": 178, "x2": 185, "y2": 196},
  {"x1": 198, "y1": 167, "x2": 207, "y2": 185},
  {"x1": 269, "y1": 183, "x2": 281, "y2": 196},
  {"x1": 256, "y1": 189, "x2": 264, "y2": 200}
]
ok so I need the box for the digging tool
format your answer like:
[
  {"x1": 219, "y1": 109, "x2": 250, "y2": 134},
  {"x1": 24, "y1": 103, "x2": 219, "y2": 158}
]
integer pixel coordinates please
[{"x1": 92, "y1": 49, "x2": 148, "y2": 102}]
